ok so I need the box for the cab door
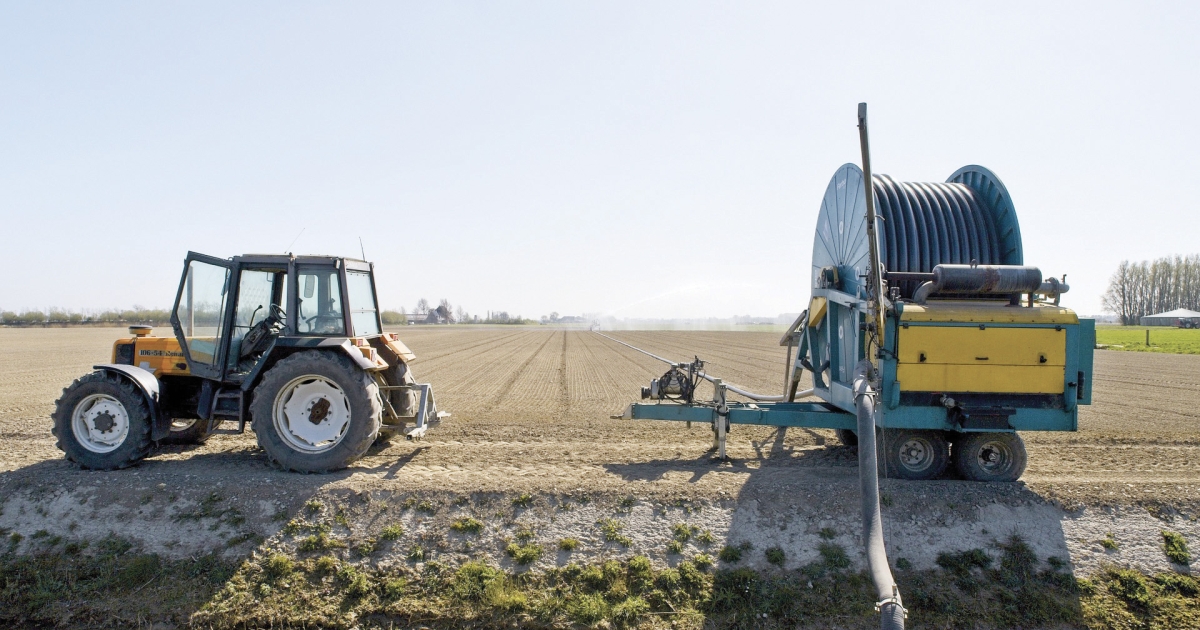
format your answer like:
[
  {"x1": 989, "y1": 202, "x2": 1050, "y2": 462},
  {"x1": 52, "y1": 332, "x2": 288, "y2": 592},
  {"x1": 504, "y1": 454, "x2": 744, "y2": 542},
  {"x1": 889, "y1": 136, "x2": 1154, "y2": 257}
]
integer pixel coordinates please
[{"x1": 170, "y1": 252, "x2": 235, "y2": 380}]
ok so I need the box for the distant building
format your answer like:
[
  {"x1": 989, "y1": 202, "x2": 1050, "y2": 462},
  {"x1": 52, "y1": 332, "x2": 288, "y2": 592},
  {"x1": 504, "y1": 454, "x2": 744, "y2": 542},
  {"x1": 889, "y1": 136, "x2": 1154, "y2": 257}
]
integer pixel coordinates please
[{"x1": 1140, "y1": 308, "x2": 1200, "y2": 326}]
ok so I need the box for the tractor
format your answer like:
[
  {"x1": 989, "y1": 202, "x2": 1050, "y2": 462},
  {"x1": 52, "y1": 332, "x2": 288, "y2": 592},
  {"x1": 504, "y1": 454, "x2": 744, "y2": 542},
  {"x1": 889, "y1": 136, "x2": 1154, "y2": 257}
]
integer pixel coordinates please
[{"x1": 52, "y1": 252, "x2": 445, "y2": 473}]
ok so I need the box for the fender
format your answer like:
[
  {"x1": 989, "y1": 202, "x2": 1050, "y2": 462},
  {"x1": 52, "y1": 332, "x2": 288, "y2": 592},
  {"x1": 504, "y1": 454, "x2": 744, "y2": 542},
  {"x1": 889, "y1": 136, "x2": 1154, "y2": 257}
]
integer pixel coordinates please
[{"x1": 93, "y1": 364, "x2": 171, "y2": 441}]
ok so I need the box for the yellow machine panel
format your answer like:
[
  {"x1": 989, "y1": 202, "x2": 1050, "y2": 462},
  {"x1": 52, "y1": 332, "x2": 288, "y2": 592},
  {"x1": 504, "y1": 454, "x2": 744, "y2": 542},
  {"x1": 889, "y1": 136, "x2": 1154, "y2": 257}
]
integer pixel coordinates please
[
  {"x1": 118, "y1": 336, "x2": 191, "y2": 376},
  {"x1": 895, "y1": 301, "x2": 1075, "y2": 395},
  {"x1": 899, "y1": 301, "x2": 1078, "y2": 325},
  {"x1": 897, "y1": 326, "x2": 1066, "y2": 367},
  {"x1": 897, "y1": 363, "x2": 1065, "y2": 394}
]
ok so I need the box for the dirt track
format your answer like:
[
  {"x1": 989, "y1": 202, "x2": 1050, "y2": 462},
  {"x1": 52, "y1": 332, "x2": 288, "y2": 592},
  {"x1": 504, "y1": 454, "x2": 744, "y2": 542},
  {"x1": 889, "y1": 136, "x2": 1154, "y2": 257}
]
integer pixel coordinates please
[{"x1": 0, "y1": 326, "x2": 1197, "y2": 509}]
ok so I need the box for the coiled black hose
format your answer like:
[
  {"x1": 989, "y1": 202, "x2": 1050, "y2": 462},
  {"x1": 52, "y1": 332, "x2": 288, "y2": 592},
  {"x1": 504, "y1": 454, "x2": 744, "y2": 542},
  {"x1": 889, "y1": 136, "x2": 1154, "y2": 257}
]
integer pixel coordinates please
[{"x1": 872, "y1": 173, "x2": 1021, "y2": 298}]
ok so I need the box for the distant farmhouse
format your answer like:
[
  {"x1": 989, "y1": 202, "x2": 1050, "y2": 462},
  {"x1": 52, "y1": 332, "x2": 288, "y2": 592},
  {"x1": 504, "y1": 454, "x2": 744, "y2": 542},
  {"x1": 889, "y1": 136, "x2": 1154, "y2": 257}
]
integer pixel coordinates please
[{"x1": 422, "y1": 305, "x2": 453, "y2": 324}]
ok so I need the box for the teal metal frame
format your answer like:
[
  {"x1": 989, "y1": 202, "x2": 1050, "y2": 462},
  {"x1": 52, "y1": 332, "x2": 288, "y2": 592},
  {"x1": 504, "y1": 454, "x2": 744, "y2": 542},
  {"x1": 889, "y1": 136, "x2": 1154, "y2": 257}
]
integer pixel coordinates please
[{"x1": 624, "y1": 284, "x2": 1095, "y2": 436}]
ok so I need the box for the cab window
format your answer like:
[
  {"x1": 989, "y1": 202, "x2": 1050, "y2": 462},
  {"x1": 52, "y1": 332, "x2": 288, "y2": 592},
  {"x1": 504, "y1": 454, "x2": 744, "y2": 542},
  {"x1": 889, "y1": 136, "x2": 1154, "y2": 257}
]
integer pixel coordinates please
[
  {"x1": 296, "y1": 266, "x2": 345, "y2": 335},
  {"x1": 346, "y1": 270, "x2": 380, "y2": 336}
]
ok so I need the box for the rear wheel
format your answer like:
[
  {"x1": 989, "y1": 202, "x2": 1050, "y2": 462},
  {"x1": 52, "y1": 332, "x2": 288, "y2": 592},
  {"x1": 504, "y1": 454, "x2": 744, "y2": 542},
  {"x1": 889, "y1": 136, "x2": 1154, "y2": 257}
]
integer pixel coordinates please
[
  {"x1": 953, "y1": 432, "x2": 1027, "y2": 482},
  {"x1": 159, "y1": 418, "x2": 212, "y2": 445},
  {"x1": 52, "y1": 371, "x2": 152, "y2": 470},
  {"x1": 250, "y1": 351, "x2": 381, "y2": 473},
  {"x1": 835, "y1": 429, "x2": 858, "y2": 447},
  {"x1": 878, "y1": 429, "x2": 949, "y2": 480}
]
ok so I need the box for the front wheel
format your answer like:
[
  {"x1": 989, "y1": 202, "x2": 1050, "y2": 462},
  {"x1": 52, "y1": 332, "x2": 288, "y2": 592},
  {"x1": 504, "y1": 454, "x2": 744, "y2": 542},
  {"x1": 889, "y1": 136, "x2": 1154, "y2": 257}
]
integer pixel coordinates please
[
  {"x1": 52, "y1": 371, "x2": 153, "y2": 470},
  {"x1": 250, "y1": 351, "x2": 381, "y2": 473},
  {"x1": 952, "y1": 432, "x2": 1027, "y2": 482},
  {"x1": 878, "y1": 429, "x2": 949, "y2": 480}
]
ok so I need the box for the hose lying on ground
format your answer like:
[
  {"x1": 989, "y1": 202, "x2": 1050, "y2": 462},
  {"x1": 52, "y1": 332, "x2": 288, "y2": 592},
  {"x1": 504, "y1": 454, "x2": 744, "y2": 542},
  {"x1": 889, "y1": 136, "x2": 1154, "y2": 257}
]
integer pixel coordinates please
[{"x1": 853, "y1": 360, "x2": 906, "y2": 630}]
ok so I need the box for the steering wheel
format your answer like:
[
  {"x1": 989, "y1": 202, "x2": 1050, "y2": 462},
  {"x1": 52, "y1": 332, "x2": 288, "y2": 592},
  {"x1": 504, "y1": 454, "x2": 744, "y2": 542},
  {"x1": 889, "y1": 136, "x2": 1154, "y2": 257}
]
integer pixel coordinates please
[{"x1": 239, "y1": 304, "x2": 287, "y2": 360}]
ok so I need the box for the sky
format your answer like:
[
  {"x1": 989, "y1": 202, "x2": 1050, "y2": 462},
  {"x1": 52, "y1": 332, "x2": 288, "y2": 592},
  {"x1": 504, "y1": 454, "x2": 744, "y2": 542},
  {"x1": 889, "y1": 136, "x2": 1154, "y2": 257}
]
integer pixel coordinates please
[{"x1": 2, "y1": 1, "x2": 1198, "y2": 320}]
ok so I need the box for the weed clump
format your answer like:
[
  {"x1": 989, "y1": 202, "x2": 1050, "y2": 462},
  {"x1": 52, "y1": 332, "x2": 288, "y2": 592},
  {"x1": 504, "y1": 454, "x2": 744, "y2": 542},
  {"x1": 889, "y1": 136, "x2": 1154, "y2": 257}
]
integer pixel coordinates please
[
  {"x1": 1100, "y1": 532, "x2": 1119, "y2": 550},
  {"x1": 1162, "y1": 530, "x2": 1191, "y2": 565},
  {"x1": 765, "y1": 546, "x2": 786, "y2": 566},
  {"x1": 558, "y1": 538, "x2": 579, "y2": 552},
  {"x1": 450, "y1": 517, "x2": 483, "y2": 534},
  {"x1": 511, "y1": 493, "x2": 533, "y2": 508},
  {"x1": 597, "y1": 518, "x2": 632, "y2": 547},
  {"x1": 818, "y1": 543, "x2": 850, "y2": 569},
  {"x1": 505, "y1": 542, "x2": 543, "y2": 565},
  {"x1": 380, "y1": 524, "x2": 404, "y2": 541}
]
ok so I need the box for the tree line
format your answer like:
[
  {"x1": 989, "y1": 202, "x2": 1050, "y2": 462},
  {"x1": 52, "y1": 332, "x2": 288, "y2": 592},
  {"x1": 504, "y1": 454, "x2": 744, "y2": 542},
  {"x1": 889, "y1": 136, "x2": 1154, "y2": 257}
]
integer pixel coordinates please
[
  {"x1": 1102, "y1": 254, "x2": 1200, "y2": 324},
  {"x1": 379, "y1": 299, "x2": 532, "y2": 325},
  {"x1": 0, "y1": 308, "x2": 172, "y2": 326}
]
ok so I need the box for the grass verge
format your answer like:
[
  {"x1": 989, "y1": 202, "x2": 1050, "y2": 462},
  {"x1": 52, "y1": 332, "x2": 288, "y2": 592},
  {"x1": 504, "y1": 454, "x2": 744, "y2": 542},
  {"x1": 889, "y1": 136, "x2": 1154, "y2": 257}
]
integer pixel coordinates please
[
  {"x1": 1, "y1": 534, "x2": 1197, "y2": 628},
  {"x1": 1095, "y1": 325, "x2": 1200, "y2": 354}
]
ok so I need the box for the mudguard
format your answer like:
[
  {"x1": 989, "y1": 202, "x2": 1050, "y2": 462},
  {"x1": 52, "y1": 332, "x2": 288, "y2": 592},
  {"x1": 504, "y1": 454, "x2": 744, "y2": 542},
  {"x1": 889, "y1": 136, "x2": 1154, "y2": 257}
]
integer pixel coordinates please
[{"x1": 92, "y1": 364, "x2": 171, "y2": 441}]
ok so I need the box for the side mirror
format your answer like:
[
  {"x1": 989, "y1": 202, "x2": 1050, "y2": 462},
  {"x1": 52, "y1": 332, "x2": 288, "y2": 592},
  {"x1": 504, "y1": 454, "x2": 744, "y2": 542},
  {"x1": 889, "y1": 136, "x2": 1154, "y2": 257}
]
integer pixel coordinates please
[{"x1": 303, "y1": 275, "x2": 315, "y2": 299}]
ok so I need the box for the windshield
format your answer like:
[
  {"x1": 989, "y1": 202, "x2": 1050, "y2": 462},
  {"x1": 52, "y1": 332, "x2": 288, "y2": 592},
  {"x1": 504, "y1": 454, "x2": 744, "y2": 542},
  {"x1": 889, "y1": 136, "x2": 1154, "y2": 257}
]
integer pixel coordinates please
[{"x1": 346, "y1": 270, "x2": 380, "y2": 336}]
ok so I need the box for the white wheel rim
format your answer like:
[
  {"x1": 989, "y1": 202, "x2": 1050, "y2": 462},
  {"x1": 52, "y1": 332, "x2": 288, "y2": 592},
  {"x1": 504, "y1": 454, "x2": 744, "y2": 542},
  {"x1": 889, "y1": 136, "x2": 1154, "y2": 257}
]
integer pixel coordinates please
[
  {"x1": 72, "y1": 394, "x2": 130, "y2": 454},
  {"x1": 272, "y1": 375, "x2": 352, "y2": 453},
  {"x1": 976, "y1": 440, "x2": 1013, "y2": 472},
  {"x1": 898, "y1": 437, "x2": 934, "y2": 472},
  {"x1": 171, "y1": 418, "x2": 197, "y2": 431}
]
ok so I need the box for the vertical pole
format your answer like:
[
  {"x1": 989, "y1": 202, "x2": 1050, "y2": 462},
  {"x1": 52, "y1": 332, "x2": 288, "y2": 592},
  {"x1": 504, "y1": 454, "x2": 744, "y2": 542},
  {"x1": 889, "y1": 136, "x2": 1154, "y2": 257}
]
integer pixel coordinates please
[
  {"x1": 1146, "y1": 329, "x2": 1150, "y2": 347},
  {"x1": 858, "y1": 103, "x2": 886, "y2": 378},
  {"x1": 712, "y1": 378, "x2": 727, "y2": 460}
]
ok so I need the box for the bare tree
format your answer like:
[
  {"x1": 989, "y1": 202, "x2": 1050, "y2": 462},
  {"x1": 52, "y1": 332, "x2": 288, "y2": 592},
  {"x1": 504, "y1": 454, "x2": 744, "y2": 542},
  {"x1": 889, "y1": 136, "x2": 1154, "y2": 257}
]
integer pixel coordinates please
[
  {"x1": 1103, "y1": 255, "x2": 1200, "y2": 324},
  {"x1": 415, "y1": 298, "x2": 430, "y2": 316}
]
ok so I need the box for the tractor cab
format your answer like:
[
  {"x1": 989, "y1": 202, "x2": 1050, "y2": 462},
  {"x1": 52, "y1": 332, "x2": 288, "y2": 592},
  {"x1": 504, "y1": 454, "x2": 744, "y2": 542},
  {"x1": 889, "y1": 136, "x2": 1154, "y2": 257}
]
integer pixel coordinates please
[{"x1": 171, "y1": 252, "x2": 384, "y2": 382}]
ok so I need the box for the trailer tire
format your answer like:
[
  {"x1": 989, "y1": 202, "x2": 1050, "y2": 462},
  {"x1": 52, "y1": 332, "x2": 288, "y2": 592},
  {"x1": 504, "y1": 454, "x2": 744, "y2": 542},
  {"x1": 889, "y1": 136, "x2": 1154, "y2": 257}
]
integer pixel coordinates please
[
  {"x1": 251, "y1": 351, "x2": 381, "y2": 473},
  {"x1": 52, "y1": 371, "x2": 153, "y2": 470},
  {"x1": 878, "y1": 429, "x2": 949, "y2": 480},
  {"x1": 953, "y1": 432, "x2": 1027, "y2": 482},
  {"x1": 835, "y1": 429, "x2": 858, "y2": 447},
  {"x1": 159, "y1": 418, "x2": 212, "y2": 445}
]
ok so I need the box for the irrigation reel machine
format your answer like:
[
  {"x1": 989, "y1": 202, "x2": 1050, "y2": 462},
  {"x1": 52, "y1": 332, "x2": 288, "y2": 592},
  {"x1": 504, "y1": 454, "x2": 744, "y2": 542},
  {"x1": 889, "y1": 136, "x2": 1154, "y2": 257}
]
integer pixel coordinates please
[
  {"x1": 612, "y1": 106, "x2": 1095, "y2": 484},
  {"x1": 606, "y1": 103, "x2": 1095, "y2": 628}
]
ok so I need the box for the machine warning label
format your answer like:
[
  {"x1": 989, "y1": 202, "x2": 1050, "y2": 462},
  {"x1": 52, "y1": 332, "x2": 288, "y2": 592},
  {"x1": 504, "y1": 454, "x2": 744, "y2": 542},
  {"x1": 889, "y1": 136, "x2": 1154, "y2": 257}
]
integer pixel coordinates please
[{"x1": 138, "y1": 349, "x2": 184, "y2": 357}]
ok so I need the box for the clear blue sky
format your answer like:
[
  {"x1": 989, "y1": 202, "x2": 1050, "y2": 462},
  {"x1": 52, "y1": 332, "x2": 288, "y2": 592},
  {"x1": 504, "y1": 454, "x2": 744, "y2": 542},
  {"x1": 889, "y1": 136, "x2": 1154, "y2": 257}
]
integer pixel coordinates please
[{"x1": 3, "y1": 2, "x2": 1197, "y2": 319}]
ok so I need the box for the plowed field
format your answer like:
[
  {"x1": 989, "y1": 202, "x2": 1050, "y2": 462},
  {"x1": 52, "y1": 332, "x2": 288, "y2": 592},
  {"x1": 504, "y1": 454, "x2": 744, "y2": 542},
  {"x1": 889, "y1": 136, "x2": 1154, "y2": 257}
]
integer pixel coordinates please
[{"x1": 1, "y1": 326, "x2": 1197, "y2": 508}]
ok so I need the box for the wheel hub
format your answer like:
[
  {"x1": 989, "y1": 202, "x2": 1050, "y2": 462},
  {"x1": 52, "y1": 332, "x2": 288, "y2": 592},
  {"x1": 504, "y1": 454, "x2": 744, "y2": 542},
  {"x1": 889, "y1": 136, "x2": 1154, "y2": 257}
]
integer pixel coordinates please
[
  {"x1": 93, "y1": 412, "x2": 116, "y2": 433},
  {"x1": 276, "y1": 377, "x2": 351, "y2": 451},
  {"x1": 72, "y1": 394, "x2": 130, "y2": 453},
  {"x1": 899, "y1": 438, "x2": 931, "y2": 470},
  {"x1": 977, "y1": 443, "x2": 1009, "y2": 470}
]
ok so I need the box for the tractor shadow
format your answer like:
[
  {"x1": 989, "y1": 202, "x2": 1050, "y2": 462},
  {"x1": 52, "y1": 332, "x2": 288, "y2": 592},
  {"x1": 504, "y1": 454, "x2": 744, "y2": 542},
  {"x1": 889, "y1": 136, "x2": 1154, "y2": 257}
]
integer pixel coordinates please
[{"x1": 603, "y1": 426, "x2": 854, "y2": 484}]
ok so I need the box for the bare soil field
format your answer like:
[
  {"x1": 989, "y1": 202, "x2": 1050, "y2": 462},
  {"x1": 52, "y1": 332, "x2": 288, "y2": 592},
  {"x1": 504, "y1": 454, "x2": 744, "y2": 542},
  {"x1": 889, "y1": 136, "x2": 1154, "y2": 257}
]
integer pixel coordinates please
[
  {"x1": 1, "y1": 327, "x2": 1197, "y2": 628},
  {"x1": 2, "y1": 326, "x2": 1196, "y2": 505}
]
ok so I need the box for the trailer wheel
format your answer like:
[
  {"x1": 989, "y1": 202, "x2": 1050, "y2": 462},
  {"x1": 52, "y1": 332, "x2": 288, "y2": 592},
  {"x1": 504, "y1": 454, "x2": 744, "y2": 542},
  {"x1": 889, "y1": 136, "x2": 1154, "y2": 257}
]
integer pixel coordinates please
[
  {"x1": 878, "y1": 429, "x2": 949, "y2": 480},
  {"x1": 835, "y1": 429, "x2": 858, "y2": 447},
  {"x1": 953, "y1": 432, "x2": 1027, "y2": 482},
  {"x1": 159, "y1": 418, "x2": 212, "y2": 445},
  {"x1": 52, "y1": 371, "x2": 153, "y2": 470},
  {"x1": 250, "y1": 351, "x2": 381, "y2": 473}
]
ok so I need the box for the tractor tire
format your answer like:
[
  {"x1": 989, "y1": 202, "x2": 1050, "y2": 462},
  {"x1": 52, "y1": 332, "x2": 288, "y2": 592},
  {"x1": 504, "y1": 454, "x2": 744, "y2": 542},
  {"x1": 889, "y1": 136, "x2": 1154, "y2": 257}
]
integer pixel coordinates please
[
  {"x1": 835, "y1": 429, "x2": 858, "y2": 447},
  {"x1": 953, "y1": 432, "x2": 1027, "y2": 482},
  {"x1": 877, "y1": 429, "x2": 949, "y2": 480},
  {"x1": 250, "y1": 351, "x2": 381, "y2": 473},
  {"x1": 159, "y1": 418, "x2": 212, "y2": 445},
  {"x1": 52, "y1": 371, "x2": 153, "y2": 470}
]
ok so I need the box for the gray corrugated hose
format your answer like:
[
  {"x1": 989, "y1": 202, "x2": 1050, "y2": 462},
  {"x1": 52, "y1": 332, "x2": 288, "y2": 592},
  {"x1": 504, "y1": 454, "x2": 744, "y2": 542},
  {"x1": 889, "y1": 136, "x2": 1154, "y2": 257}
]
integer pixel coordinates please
[{"x1": 853, "y1": 360, "x2": 906, "y2": 629}]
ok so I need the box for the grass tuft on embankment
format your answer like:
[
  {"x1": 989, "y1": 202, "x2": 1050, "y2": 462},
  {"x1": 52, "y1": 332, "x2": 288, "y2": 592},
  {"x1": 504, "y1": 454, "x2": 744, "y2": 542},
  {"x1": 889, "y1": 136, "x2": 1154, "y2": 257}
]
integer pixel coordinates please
[{"x1": 1, "y1": 533, "x2": 1198, "y2": 628}]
